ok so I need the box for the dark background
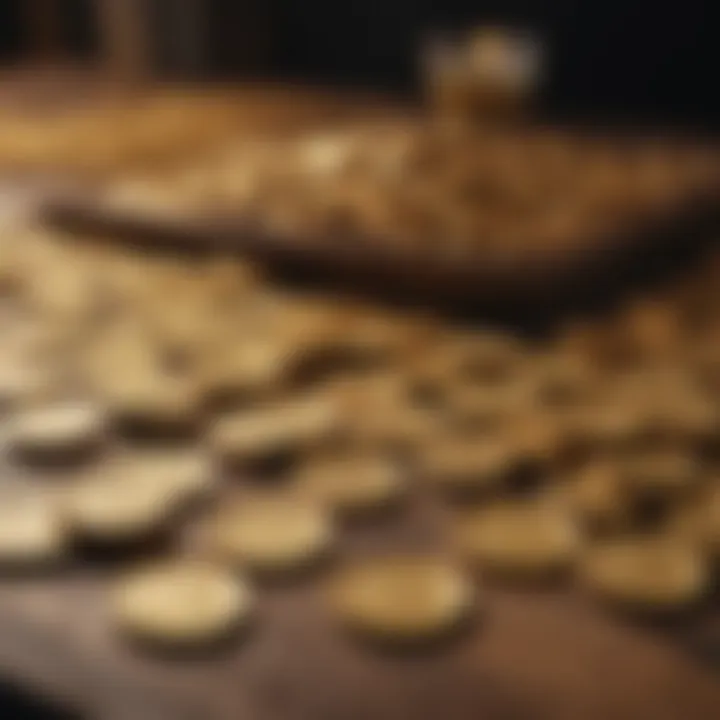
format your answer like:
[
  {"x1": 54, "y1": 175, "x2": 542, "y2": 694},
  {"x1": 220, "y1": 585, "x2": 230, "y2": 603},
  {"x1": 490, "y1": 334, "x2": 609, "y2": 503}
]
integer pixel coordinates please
[{"x1": 0, "y1": 0, "x2": 717, "y2": 126}]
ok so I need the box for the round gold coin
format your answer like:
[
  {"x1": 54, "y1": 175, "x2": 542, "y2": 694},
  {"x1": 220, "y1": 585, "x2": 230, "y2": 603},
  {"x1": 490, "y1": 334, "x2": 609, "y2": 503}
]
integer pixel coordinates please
[
  {"x1": 212, "y1": 495, "x2": 333, "y2": 573},
  {"x1": 421, "y1": 436, "x2": 519, "y2": 495},
  {"x1": 329, "y1": 554, "x2": 475, "y2": 642},
  {"x1": 105, "y1": 371, "x2": 201, "y2": 437},
  {"x1": 670, "y1": 485, "x2": 720, "y2": 559},
  {"x1": 564, "y1": 461, "x2": 630, "y2": 532},
  {"x1": 209, "y1": 397, "x2": 340, "y2": 467},
  {"x1": 5, "y1": 401, "x2": 106, "y2": 464},
  {"x1": 0, "y1": 359, "x2": 53, "y2": 410},
  {"x1": 296, "y1": 455, "x2": 406, "y2": 515},
  {"x1": 619, "y1": 450, "x2": 699, "y2": 501},
  {"x1": 453, "y1": 500, "x2": 581, "y2": 581},
  {"x1": 113, "y1": 561, "x2": 252, "y2": 647},
  {"x1": 118, "y1": 450, "x2": 216, "y2": 507},
  {"x1": 65, "y1": 472, "x2": 176, "y2": 543},
  {"x1": 580, "y1": 536, "x2": 708, "y2": 614},
  {"x1": 0, "y1": 489, "x2": 66, "y2": 567}
]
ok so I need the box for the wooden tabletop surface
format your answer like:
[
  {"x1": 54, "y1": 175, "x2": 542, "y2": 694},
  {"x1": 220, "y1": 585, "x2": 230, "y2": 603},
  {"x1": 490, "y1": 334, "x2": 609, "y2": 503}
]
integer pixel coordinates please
[
  {"x1": 0, "y1": 502, "x2": 718, "y2": 720},
  {"x1": 0, "y1": 70, "x2": 718, "y2": 720}
]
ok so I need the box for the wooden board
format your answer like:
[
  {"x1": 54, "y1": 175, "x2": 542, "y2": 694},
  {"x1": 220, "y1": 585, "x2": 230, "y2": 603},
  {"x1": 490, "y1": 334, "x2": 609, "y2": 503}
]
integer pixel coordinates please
[{"x1": 42, "y1": 188, "x2": 720, "y2": 322}]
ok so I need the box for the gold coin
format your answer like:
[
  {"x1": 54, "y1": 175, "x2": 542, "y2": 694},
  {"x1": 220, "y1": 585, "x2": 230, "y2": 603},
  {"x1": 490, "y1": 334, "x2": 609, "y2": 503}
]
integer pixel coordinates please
[
  {"x1": 113, "y1": 561, "x2": 252, "y2": 647},
  {"x1": 0, "y1": 359, "x2": 53, "y2": 409},
  {"x1": 199, "y1": 339, "x2": 290, "y2": 405},
  {"x1": 5, "y1": 401, "x2": 106, "y2": 463},
  {"x1": 0, "y1": 490, "x2": 66, "y2": 567},
  {"x1": 65, "y1": 472, "x2": 175, "y2": 543},
  {"x1": 580, "y1": 536, "x2": 708, "y2": 613},
  {"x1": 453, "y1": 501, "x2": 580, "y2": 580},
  {"x1": 564, "y1": 461, "x2": 630, "y2": 532},
  {"x1": 296, "y1": 455, "x2": 406, "y2": 515},
  {"x1": 619, "y1": 451, "x2": 699, "y2": 501},
  {"x1": 212, "y1": 495, "x2": 333, "y2": 573},
  {"x1": 116, "y1": 450, "x2": 216, "y2": 507},
  {"x1": 105, "y1": 371, "x2": 201, "y2": 436},
  {"x1": 670, "y1": 485, "x2": 720, "y2": 558},
  {"x1": 446, "y1": 384, "x2": 522, "y2": 430},
  {"x1": 421, "y1": 436, "x2": 518, "y2": 494},
  {"x1": 209, "y1": 397, "x2": 340, "y2": 466},
  {"x1": 329, "y1": 554, "x2": 475, "y2": 641},
  {"x1": 503, "y1": 409, "x2": 565, "y2": 466},
  {"x1": 564, "y1": 400, "x2": 648, "y2": 452},
  {"x1": 528, "y1": 352, "x2": 596, "y2": 409}
]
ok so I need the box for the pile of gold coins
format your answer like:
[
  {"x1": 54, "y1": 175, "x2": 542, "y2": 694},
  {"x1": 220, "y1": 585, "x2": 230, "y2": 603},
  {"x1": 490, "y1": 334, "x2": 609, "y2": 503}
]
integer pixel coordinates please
[
  {"x1": 1, "y1": 221, "x2": 719, "y2": 652},
  {"x1": 102, "y1": 122, "x2": 719, "y2": 261}
]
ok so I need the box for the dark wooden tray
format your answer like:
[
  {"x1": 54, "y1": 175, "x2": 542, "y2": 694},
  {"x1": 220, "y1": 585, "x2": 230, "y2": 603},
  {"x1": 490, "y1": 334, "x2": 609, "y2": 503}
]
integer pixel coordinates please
[{"x1": 43, "y1": 186, "x2": 720, "y2": 322}]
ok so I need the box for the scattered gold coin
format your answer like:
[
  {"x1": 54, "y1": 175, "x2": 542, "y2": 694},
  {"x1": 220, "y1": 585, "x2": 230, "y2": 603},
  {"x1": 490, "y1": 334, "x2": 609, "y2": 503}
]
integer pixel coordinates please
[
  {"x1": 296, "y1": 454, "x2": 406, "y2": 515},
  {"x1": 580, "y1": 535, "x2": 708, "y2": 613},
  {"x1": 116, "y1": 450, "x2": 216, "y2": 507},
  {"x1": 113, "y1": 561, "x2": 252, "y2": 647},
  {"x1": 209, "y1": 397, "x2": 340, "y2": 467},
  {"x1": 670, "y1": 484, "x2": 720, "y2": 559},
  {"x1": 619, "y1": 450, "x2": 699, "y2": 501},
  {"x1": 65, "y1": 472, "x2": 176, "y2": 543},
  {"x1": 212, "y1": 494, "x2": 333, "y2": 574},
  {"x1": 421, "y1": 436, "x2": 518, "y2": 495},
  {"x1": 329, "y1": 554, "x2": 475, "y2": 642},
  {"x1": 563, "y1": 461, "x2": 630, "y2": 532},
  {"x1": 0, "y1": 489, "x2": 66, "y2": 567},
  {"x1": 5, "y1": 401, "x2": 106, "y2": 464},
  {"x1": 453, "y1": 500, "x2": 580, "y2": 581},
  {"x1": 104, "y1": 370, "x2": 201, "y2": 436}
]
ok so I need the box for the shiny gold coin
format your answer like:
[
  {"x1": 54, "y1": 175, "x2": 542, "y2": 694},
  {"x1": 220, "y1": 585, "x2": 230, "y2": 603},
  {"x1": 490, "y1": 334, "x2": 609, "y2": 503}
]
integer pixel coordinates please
[
  {"x1": 0, "y1": 359, "x2": 53, "y2": 409},
  {"x1": 5, "y1": 401, "x2": 106, "y2": 463},
  {"x1": 296, "y1": 455, "x2": 406, "y2": 515},
  {"x1": 0, "y1": 490, "x2": 66, "y2": 567},
  {"x1": 104, "y1": 371, "x2": 201, "y2": 436},
  {"x1": 65, "y1": 473, "x2": 175, "y2": 543},
  {"x1": 619, "y1": 451, "x2": 699, "y2": 501},
  {"x1": 580, "y1": 536, "x2": 708, "y2": 613},
  {"x1": 198, "y1": 338, "x2": 290, "y2": 405},
  {"x1": 671, "y1": 485, "x2": 720, "y2": 558},
  {"x1": 113, "y1": 561, "x2": 252, "y2": 647},
  {"x1": 213, "y1": 495, "x2": 333, "y2": 573},
  {"x1": 564, "y1": 400, "x2": 648, "y2": 452},
  {"x1": 117, "y1": 450, "x2": 216, "y2": 507},
  {"x1": 453, "y1": 501, "x2": 581, "y2": 580},
  {"x1": 209, "y1": 397, "x2": 340, "y2": 466},
  {"x1": 421, "y1": 437, "x2": 518, "y2": 494},
  {"x1": 329, "y1": 554, "x2": 475, "y2": 642},
  {"x1": 528, "y1": 352, "x2": 596, "y2": 409},
  {"x1": 564, "y1": 461, "x2": 630, "y2": 532}
]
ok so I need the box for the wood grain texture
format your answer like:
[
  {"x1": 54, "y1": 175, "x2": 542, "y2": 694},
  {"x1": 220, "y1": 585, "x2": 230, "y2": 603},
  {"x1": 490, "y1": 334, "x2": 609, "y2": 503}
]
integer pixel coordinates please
[{"x1": 0, "y1": 525, "x2": 718, "y2": 720}]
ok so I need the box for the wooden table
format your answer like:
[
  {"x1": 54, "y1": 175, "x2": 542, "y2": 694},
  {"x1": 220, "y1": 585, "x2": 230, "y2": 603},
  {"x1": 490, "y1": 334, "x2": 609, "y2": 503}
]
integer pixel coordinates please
[
  {"x1": 0, "y1": 75, "x2": 719, "y2": 720},
  {"x1": 0, "y1": 505, "x2": 718, "y2": 720}
]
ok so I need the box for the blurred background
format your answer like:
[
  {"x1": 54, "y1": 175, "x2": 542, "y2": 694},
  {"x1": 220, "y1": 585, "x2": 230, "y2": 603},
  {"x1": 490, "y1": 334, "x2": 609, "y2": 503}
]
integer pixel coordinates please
[{"x1": 0, "y1": 0, "x2": 718, "y2": 126}]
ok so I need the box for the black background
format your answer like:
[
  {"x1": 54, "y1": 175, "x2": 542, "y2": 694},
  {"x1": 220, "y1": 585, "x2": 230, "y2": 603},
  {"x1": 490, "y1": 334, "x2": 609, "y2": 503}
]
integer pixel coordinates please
[{"x1": 0, "y1": 0, "x2": 717, "y2": 126}]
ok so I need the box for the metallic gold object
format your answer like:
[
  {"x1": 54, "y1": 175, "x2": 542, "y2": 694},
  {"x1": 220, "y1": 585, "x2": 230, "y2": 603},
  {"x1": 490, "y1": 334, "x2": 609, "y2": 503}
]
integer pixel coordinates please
[
  {"x1": 113, "y1": 561, "x2": 252, "y2": 647},
  {"x1": 581, "y1": 536, "x2": 708, "y2": 613},
  {"x1": 212, "y1": 495, "x2": 333, "y2": 573},
  {"x1": 329, "y1": 554, "x2": 475, "y2": 642}
]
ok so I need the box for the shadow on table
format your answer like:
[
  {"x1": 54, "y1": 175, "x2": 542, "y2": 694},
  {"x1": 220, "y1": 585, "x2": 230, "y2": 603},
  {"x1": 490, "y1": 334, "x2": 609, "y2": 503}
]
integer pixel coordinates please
[{"x1": 0, "y1": 678, "x2": 81, "y2": 720}]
